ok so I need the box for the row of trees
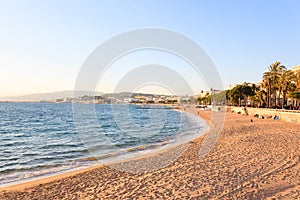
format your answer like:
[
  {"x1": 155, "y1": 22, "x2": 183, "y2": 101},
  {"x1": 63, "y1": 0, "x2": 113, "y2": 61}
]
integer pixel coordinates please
[
  {"x1": 262, "y1": 62, "x2": 300, "y2": 108},
  {"x1": 198, "y1": 62, "x2": 300, "y2": 109}
]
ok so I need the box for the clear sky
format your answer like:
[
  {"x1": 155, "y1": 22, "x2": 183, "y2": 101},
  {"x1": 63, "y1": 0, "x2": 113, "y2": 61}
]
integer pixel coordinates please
[{"x1": 0, "y1": 0, "x2": 299, "y2": 96}]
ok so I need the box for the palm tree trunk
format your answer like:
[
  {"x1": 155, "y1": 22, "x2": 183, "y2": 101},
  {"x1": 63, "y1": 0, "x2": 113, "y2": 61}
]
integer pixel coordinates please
[
  {"x1": 268, "y1": 80, "x2": 271, "y2": 107},
  {"x1": 282, "y1": 91, "x2": 286, "y2": 109},
  {"x1": 274, "y1": 91, "x2": 277, "y2": 108},
  {"x1": 278, "y1": 88, "x2": 282, "y2": 108}
]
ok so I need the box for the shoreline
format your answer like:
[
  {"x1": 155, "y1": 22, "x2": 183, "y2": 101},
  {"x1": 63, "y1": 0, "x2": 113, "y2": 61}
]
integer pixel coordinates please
[
  {"x1": 0, "y1": 106, "x2": 209, "y2": 192},
  {"x1": 0, "y1": 165, "x2": 102, "y2": 192}
]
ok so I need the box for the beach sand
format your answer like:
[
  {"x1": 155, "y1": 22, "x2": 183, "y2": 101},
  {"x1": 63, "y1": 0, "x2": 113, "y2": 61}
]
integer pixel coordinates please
[{"x1": 1, "y1": 108, "x2": 300, "y2": 199}]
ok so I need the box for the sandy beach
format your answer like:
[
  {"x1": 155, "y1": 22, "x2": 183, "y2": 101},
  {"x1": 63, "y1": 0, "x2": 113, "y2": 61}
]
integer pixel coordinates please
[{"x1": 1, "y1": 108, "x2": 299, "y2": 199}]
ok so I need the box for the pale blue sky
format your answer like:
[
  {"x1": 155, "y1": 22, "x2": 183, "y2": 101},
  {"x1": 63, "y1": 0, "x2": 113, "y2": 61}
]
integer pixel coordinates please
[{"x1": 0, "y1": 0, "x2": 299, "y2": 96}]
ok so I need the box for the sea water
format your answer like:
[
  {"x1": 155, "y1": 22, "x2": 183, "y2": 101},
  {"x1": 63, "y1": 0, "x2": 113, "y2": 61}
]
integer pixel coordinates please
[{"x1": 0, "y1": 103, "x2": 208, "y2": 186}]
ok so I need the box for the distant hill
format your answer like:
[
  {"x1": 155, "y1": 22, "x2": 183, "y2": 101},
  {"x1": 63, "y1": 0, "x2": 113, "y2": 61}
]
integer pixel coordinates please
[{"x1": 0, "y1": 90, "x2": 103, "y2": 102}]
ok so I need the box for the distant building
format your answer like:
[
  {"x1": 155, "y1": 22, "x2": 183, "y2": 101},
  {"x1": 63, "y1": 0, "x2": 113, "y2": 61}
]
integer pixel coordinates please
[
  {"x1": 165, "y1": 96, "x2": 179, "y2": 104},
  {"x1": 63, "y1": 97, "x2": 72, "y2": 103},
  {"x1": 123, "y1": 98, "x2": 133, "y2": 103},
  {"x1": 157, "y1": 96, "x2": 166, "y2": 103},
  {"x1": 134, "y1": 96, "x2": 147, "y2": 103},
  {"x1": 195, "y1": 91, "x2": 210, "y2": 99}
]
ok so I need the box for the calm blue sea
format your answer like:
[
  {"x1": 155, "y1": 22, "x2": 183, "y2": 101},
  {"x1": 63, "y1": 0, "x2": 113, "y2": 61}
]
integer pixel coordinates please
[{"x1": 0, "y1": 103, "x2": 207, "y2": 186}]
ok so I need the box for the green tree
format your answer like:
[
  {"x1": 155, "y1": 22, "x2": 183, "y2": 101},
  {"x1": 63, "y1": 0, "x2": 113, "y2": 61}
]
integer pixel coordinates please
[
  {"x1": 228, "y1": 83, "x2": 255, "y2": 106},
  {"x1": 255, "y1": 90, "x2": 267, "y2": 107},
  {"x1": 289, "y1": 91, "x2": 300, "y2": 108},
  {"x1": 197, "y1": 92, "x2": 211, "y2": 105},
  {"x1": 287, "y1": 71, "x2": 299, "y2": 108},
  {"x1": 263, "y1": 61, "x2": 286, "y2": 107},
  {"x1": 294, "y1": 70, "x2": 300, "y2": 91},
  {"x1": 248, "y1": 84, "x2": 266, "y2": 107},
  {"x1": 211, "y1": 90, "x2": 227, "y2": 106},
  {"x1": 278, "y1": 70, "x2": 295, "y2": 108}
]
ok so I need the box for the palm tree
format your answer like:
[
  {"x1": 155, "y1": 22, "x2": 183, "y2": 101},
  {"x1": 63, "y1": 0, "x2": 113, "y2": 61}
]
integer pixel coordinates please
[
  {"x1": 262, "y1": 76, "x2": 271, "y2": 107},
  {"x1": 249, "y1": 89, "x2": 266, "y2": 108},
  {"x1": 294, "y1": 70, "x2": 300, "y2": 91},
  {"x1": 278, "y1": 70, "x2": 295, "y2": 108},
  {"x1": 263, "y1": 62, "x2": 286, "y2": 107},
  {"x1": 289, "y1": 70, "x2": 300, "y2": 108}
]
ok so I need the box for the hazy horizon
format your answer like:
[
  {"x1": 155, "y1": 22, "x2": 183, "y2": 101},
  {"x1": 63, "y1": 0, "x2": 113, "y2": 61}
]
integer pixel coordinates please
[{"x1": 0, "y1": 89, "x2": 196, "y2": 100}]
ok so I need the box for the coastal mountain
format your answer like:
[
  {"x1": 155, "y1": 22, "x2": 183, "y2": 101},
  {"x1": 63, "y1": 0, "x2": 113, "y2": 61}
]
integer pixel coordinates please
[{"x1": 0, "y1": 90, "x2": 103, "y2": 102}]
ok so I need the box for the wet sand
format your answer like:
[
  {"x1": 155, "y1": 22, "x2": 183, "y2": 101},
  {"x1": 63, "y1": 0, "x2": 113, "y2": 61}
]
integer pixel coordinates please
[{"x1": 1, "y1": 108, "x2": 300, "y2": 199}]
